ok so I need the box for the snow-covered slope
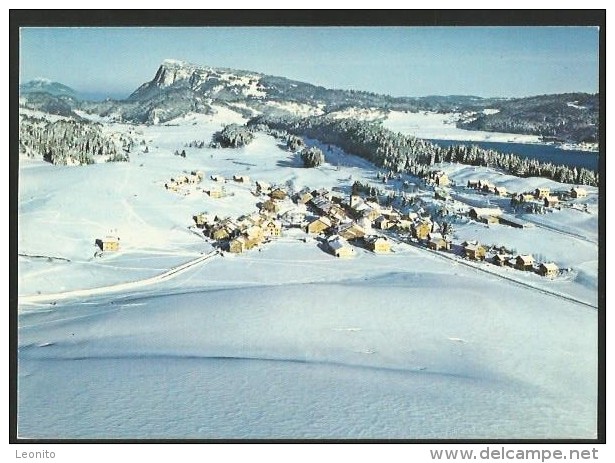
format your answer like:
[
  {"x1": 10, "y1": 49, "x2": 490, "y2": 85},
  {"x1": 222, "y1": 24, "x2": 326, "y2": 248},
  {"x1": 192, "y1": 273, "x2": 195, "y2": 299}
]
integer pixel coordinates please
[{"x1": 17, "y1": 110, "x2": 599, "y2": 439}]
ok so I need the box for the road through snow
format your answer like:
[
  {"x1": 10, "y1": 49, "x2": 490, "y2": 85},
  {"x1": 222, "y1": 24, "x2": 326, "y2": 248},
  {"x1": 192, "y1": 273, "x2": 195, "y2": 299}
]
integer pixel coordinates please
[{"x1": 19, "y1": 250, "x2": 220, "y2": 305}]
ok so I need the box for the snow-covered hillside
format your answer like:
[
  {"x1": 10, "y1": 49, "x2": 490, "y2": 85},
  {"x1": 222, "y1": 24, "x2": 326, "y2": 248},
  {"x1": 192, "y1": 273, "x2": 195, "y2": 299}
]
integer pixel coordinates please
[{"x1": 17, "y1": 108, "x2": 599, "y2": 439}]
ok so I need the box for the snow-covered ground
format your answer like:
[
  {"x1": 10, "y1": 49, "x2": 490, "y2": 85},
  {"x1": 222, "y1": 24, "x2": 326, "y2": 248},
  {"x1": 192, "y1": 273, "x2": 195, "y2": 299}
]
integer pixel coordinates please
[
  {"x1": 383, "y1": 110, "x2": 543, "y2": 143},
  {"x1": 17, "y1": 109, "x2": 599, "y2": 439}
]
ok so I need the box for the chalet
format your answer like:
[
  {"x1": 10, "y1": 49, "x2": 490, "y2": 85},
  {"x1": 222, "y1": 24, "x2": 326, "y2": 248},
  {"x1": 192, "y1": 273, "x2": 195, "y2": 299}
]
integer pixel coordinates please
[
  {"x1": 262, "y1": 220, "x2": 282, "y2": 237},
  {"x1": 206, "y1": 188, "x2": 223, "y2": 198},
  {"x1": 515, "y1": 254, "x2": 535, "y2": 271},
  {"x1": 327, "y1": 204, "x2": 349, "y2": 223},
  {"x1": 411, "y1": 220, "x2": 432, "y2": 240},
  {"x1": 464, "y1": 242, "x2": 486, "y2": 261},
  {"x1": 211, "y1": 175, "x2": 225, "y2": 182},
  {"x1": 498, "y1": 215, "x2": 533, "y2": 229},
  {"x1": 492, "y1": 253, "x2": 512, "y2": 267},
  {"x1": 428, "y1": 233, "x2": 451, "y2": 251},
  {"x1": 211, "y1": 227, "x2": 231, "y2": 241},
  {"x1": 538, "y1": 262, "x2": 559, "y2": 278},
  {"x1": 543, "y1": 195, "x2": 559, "y2": 208},
  {"x1": 96, "y1": 235, "x2": 120, "y2": 252},
  {"x1": 516, "y1": 193, "x2": 535, "y2": 203},
  {"x1": 374, "y1": 216, "x2": 392, "y2": 230},
  {"x1": 233, "y1": 174, "x2": 250, "y2": 183},
  {"x1": 165, "y1": 181, "x2": 178, "y2": 191},
  {"x1": 349, "y1": 195, "x2": 364, "y2": 210},
  {"x1": 327, "y1": 235, "x2": 355, "y2": 258},
  {"x1": 467, "y1": 180, "x2": 480, "y2": 189},
  {"x1": 534, "y1": 187, "x2": 550, "y2": 199},
  {"x1": 270, "y1": 188, "x2": 288, "y2": 201},
  {"x1": 228, "y1": 236, "x2": 247, "y2": 254},
  {"x1": 395, "y1": 218, "x2": 413, "y2": 231},
  {"x1": 570, "y1": 187, "x2": 588, "y2": 199},
  {"x1": 174, "y1": 175, "x2": 189, "y2": 185},
  {"x1": 494, "y1": 186, "x2": 508, "y2": 196},
  {"x1": 260, "y1": 199, "x2": 280, "y2": 214},
  {"x1": 336, "y1": 222, "x2": 366, "y2": 241},
  {"x1": 306, "y1": 216, "x2": 332, "y2": 234},
  {"x1": 244, "y1": 225, "x2": 264, "y2": 241},
  {"x1": 310, "y1": 196, "x2": 333, "y2": 214},
  {"x1": 193, "y1": 212, "x2": 215, "y2": 228},
  {"x1": 429, "y1": 170, "x2": 450, "y2": 187},
  {"x1": 360, "y1": 206, "x2": 381, "y2": 222},
  {"x1": 294, "y1": 190, "x2": 314, "y2": 205},
  {"x1": 366, "y1": 235, "x2": 391, "y2": 253},
  {"x1": 469, "y1": 207, "x2": 502, "y2": 224}
]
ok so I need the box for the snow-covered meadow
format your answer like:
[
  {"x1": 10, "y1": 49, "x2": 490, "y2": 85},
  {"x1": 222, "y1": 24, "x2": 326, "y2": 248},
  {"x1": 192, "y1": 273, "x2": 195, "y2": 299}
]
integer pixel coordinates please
[
  {"x1": 17, "y1": 107, "x2": 599, "y2": 439},
  {"x1": 383, "y1": 110, "x2": 543, "y2": 143}
]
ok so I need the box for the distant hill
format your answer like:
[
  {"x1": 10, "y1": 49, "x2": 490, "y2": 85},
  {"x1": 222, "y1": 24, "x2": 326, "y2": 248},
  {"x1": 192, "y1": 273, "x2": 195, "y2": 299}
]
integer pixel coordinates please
[
  {"x1": 457, "y1": 93, "x2": 598, "y2": 143},
  {"x1": 23, "y1": 60, "x2": 599, "y2": 144},
  {"x1": 20, "y1": 78, "x2": 78, "y2": 99}
]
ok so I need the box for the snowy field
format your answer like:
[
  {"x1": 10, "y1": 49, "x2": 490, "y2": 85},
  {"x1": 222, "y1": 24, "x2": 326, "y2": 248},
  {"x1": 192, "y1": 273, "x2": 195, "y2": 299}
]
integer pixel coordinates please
[
  {"x1": 17, "y1": 107, "x2": 599, "y2": 439},
  {"x1": 383, "y1": 110, "x2": 544, "y2": 144}
]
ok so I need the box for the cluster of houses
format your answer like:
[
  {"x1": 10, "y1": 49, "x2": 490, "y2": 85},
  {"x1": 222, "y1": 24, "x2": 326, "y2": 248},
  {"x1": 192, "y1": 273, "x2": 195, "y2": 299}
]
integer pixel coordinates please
[
  {"x1": 164, "y1": 170, "x2": 204, "y2": 193},
  {"x1": 465, "y1": 179, "x2": 588, "y2": 210},
  {"x1": 186, "y1": 169, "x2": 564, "y2": 278},
  {"x1": 458, "y1": 240, "x2": 560, "y2": 278},
  {"x1": 193, "y1": 211, "x2": 282, "y2": 254}
]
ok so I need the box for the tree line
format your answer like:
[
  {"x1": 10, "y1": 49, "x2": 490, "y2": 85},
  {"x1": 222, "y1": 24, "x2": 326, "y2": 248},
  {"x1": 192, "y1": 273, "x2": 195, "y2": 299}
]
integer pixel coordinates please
[
  {"x1": 19, "y1": 115, "x2": 127, "y2": 165},
  {"x1": 248, "y1": 114, "x2": 598, "y2": 186}
]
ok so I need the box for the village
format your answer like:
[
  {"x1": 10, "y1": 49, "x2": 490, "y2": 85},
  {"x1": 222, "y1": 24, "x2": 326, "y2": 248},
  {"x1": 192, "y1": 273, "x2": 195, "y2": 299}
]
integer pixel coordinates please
[{"x1": 92, "y1": 147, "x2": 593, "y2": 283}]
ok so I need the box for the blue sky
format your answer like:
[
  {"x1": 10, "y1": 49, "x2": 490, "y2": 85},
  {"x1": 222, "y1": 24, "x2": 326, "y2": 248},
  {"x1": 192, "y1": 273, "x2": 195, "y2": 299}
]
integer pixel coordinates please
[{"x1": 20, "y1": 26, "x2": 599, "y2": 99}]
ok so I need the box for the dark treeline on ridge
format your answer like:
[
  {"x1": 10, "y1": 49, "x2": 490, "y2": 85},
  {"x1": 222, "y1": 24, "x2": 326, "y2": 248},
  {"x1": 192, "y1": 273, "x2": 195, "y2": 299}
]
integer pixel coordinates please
[{"x1": 249, "y1": 114, "x2": 598, "y2": 187}]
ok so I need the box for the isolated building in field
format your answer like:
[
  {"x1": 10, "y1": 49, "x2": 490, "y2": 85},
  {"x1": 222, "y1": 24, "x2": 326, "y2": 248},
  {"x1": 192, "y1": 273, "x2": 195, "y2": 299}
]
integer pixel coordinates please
[
  {"x1": 538, "y1": 262, "x2": 559, "y2": 278},
  {"x1": 570, "y1": 187, "x2": 588, "y2": 199},
  {"x1": 366, "y1": 235, "x2": 391, "y2": 253},
  {"x1": 494, "y1": 186, "x2": 508, "y2": 196},
  {"x1": 96, "y1": 235, "x2": 120, "y2": 252},
  {"x1": 233, "y1": 174, "x2": 250, "y2": 183},
  {"x1": 206, "y1": 188, "x2": 223, "y2": 198},
  {"x1": 327, "y1": 235, "x2": 355, "y2": 258}
]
